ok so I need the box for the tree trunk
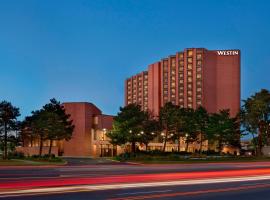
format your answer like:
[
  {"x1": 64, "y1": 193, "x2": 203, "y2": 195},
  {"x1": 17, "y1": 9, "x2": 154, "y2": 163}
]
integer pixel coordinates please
[
  {"x1": 131, "y1": 141, "x2": 136, "y2": 154},
  {"x1": 39, "y1": 136, "x2": 43, "y2": 157},
  {"x1": 3, "y1": 123, "x2": 8, "y2": 160},
  {"x1": 185, "y1": 141, "x2": 189, "y2": 152},
  {"x1": 163, "y1": 130, "x2": 168, "y2": 152},
  {"x1": 145, "y1": 143, "x2": 148, "y2": 152},
  {"x1": 199, "y1": 133, "x2": 203, "y2": 154},
  {"x1": 257, "y1": 128, "x2": 263, "y2": 156},
  {"x1": 178, "y1": 136, "x2": 181, "y2": 152},
  {"x1": 48, "y1": 139, "x2": 53, "y2": 157}
]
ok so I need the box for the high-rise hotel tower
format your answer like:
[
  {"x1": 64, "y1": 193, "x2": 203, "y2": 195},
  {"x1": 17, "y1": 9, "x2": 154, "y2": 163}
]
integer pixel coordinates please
[{"x1": 125, "y1": 48, "x2": 240, "y2": 117}]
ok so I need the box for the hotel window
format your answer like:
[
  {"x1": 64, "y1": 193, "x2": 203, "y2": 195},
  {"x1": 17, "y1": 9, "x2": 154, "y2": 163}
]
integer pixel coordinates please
[
  {"x1": 179, "y1": 61, "x2": 184, "y2": 66},
  {"x1": 197, "y1": 101, "x2": 202, "y2": 106},
  {"x1": 164, "y1": 84, "x2": 168, "y2": 89},
  {"x1": 171, "y1": 70, "x2": 176, "y2": 75},
  {"x1": 197, "y1": 81, "x2": 202, "y2": 86},
  {"x1": 179, "y1": 98, "x2": 183, "y2": 102},
  {"x1": 188, "y1": 57, "x2": 193, "y2": 63},
  {"x1": 197, "y1": 87, "x2": 202, "y2": 92},
  {"x1": 188, "y1": 84, "x2": 192, "y2": 89},
  {"x1": 197, "y1": 74, "x2": 202, "y2": 79},
  {"x1": 197, "y1": 94, "x2": 202, "y2": 99},
  {"x1": 179, "y1": 73, "x2": 183, "y2": 78},
  {"x1": 188, "y1": 90, "x2": 192, "y2": 96},
  {"x1": 179, "y1": 53, "x2": 184, "y2": 59},
  {"x1": 179, "y1": 86, "x2": 184, "y2": 91},
  {"x1": 188, "y1": 104, "x2": 192, "y2": 108},
  {"x1": 188, "y1": 50, "x2": 193, "y2": 57},
  {"x1": 188, "y1": 77, "x2": 192, "y2": 82},
  {"x1": 197, "y1": 67, "x2": 202, "y2": 72},
  {"x1": 196, "y1": 54, "x2": 202, "y2": 60},
  {"x1": 179, "y1": 79, "x2": 184, "y2": 84},
  {"x1": 187, "y1": 71, "x2": 192, "y2": 76},
  {"x1": 197, "y1": 60, "x2": 202, "y2": 66},
  {"x1": 179, "y1": 92, "x2": 183, "y2": 96},
  {"x1": 171, "y1": 82, "x2": 176, "y2": 87},
  {"x1": 188, "y1": 97, "x2": 193, "y2": 102},
  {"x1": 188, "y1": 64, "x2": 193, "y2": 70},
  {"x1": 171, "y1": 76, "x2": 176, "y2": 81},
  {"x1": 171, "y1": 88, "x2": 176, "y2": 93},
  {"x1": 164, "y1": 90, "x2": 168, "y2": 95}
]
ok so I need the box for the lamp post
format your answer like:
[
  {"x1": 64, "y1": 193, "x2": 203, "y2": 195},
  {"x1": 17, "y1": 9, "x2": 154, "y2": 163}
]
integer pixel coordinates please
[{"x1": 100, "y1": 128, "x2": 106, "y2": 157}]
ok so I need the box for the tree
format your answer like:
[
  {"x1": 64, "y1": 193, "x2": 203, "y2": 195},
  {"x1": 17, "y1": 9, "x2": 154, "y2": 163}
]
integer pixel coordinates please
[
  {"x1": 140, "y1": 116, "x2": 160, "y2": 151},
  {"x1": 108, "y1": 104, "x2": 147, "y2": 153},
  {"x1": 207, "y1": 109, "x2": 238, "y2": 153},
  {"x1": 159, "y1": 102, "x2": 178, "y2": 152},
  {"x1": 183, "y1": 108, "x2": 198, "y2": 152},
  {"x1": 22, "y1": 98, "x2": 74, "y2": 157},
  {"x1": 194, "y1": 106, "x2": 209, "y2": 154},
  {"x1": 0, "y1": 101, "x2": 20, "y2": 159},
  {"x1": 42, "y1": 99, "x2": 74, "y2": 156},
  {"x1": 171, "y1": 107, "x2": 186, "y2": 152},
  {"x1": 241, "y1": 89, "x2": 270, "y2": 155}
]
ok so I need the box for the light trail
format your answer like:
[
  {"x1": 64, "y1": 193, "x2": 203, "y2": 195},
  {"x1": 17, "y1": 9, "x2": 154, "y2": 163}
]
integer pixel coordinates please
[{"x1": 2, "y1": 174, "x2": 270, "y2": 198}]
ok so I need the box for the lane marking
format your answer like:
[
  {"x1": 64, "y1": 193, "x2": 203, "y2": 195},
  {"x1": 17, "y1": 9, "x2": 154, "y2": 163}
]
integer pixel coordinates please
[{"x1": 116, "y1": 190, "x2": 172, "y2": 196}]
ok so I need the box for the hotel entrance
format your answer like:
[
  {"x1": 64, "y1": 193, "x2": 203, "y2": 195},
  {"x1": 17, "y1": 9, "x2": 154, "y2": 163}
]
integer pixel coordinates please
[{"x1": 100, "y1": 144, "x2": 117, "y2": 157}]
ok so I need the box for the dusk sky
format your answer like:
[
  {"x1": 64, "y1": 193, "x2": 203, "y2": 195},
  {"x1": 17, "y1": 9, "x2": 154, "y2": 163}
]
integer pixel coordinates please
[{"x1": 0, "y1": 0, "x2": 270, "y2": 119}]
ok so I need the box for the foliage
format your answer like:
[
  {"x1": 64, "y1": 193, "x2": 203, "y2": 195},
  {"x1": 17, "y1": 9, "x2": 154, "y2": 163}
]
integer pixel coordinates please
[
  {"x1": 241, "y1": 89, "x2": 270, "y2": 155},
  {"x1": 21, "y1": 98, "x2": 74, "y2": 157},
  {"x1": 0, "y1": 101, "x2": 20, "y2": 159}
]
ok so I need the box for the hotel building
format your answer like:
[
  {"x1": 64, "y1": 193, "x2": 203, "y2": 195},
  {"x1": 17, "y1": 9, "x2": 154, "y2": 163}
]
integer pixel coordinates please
[
  {"x1": 125, "y1": 48, "x2": 240, "y2": 117},
  {"x1": 17, "y1": 102, "x2": 122, "y2": 157}
]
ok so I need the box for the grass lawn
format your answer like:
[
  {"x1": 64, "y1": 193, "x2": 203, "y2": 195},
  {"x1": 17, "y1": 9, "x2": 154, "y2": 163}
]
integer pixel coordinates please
[{"x1": 0, "y1": 159, "x2": 66, "y2": 166}]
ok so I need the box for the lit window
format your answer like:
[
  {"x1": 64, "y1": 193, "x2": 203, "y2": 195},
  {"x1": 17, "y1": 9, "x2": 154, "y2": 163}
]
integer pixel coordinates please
[
  {"x1": 179, "y1": 53, "x2": 184, "y2": 59},
  {"x1": 197, "y1": 54, "x2": 202, "y2": 60},
  {"x1": 197, "y1": 60, "x2": 202, "y2": 66},
  {"x1": 188, "y1": 50, "x2": 193, "y2": 57},
  {"x1": 197, "y1": 81, "x2": 202, "y2": 86},
  {"x1": 188, "y1": 97, "x2": 193, "y2": 102},
  {"x1": 171, "y1": 82, "x2": 176, "y2": 87},
  {"x1": 188, "y1": 71, "x2": 192, "y2": 76},
  {"x1": 179, "y1": 92, "x2": 183, "y2": 96},
  {"x1": 197, "y1": 87, "x2": 202, "y2": 92},
  {"x1": 179, "y1": 79, "x2": 184, "y2": 84},
  {"x1": 197, "y1": 74, "x2": 201, "y2": 79},
  {"x1": 188, "y1": 84, "x2": 192, "y2": 89},
  {"x1": 179, "y1": 98, "x2": 183, "y2": 102},
  {"x1": 188, "y1": 64, "x2": 193, "y2": 70},
  {"x1": 188, "y1": 57, "x2": 193, "y2": 63},
  {"x1": 179, "y1": 73, "x2": 183, "y2": 78},
  {"x1": 188, "y1": 77, "x2": 192, "y2": 82},
  {"x1": 188, "y1": 104, "x2": 192, "y2": 108},
  {"x1": 197, "y1": 67, "x2": 202, "y2": 72},
  {"x1": 188, "y1": 91, "x2": 192, "y2": 95}
]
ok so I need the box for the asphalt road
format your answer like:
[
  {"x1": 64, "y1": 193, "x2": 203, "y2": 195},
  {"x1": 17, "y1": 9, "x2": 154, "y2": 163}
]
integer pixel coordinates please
[
  {"x1": 3, "y1": 179, "x2": 270, "y2": 200},
  {"x1": 2, "y1": 158, "x2": 270, "y2": 200}
]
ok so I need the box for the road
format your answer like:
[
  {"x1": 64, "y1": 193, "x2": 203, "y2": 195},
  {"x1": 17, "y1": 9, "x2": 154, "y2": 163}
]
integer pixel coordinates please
[{"x1": 1, "y1": 158, "x2": 270, "y2": 199}]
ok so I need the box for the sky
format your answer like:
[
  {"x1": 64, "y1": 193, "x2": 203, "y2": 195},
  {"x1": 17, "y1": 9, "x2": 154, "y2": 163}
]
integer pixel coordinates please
[{"x1": 0, "y1": 0, "x2": 270, "y2": 119}]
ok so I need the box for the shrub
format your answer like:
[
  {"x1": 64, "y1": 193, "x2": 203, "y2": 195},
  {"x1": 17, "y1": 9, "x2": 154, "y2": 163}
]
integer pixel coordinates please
[{"x1": 8, "y1": 151, "x2": 25, "y2": 159}]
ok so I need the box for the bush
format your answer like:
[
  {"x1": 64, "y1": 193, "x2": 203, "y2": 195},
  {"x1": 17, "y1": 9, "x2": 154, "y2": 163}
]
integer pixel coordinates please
[{"x1": 8, "y1": 151, "x2": 25, "y2": 159}]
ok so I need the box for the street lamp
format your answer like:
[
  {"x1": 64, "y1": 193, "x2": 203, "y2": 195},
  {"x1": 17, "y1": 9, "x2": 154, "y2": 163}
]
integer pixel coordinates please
[{"x1": 101, "y1": 128, "x2": 107, "y2": 157}]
